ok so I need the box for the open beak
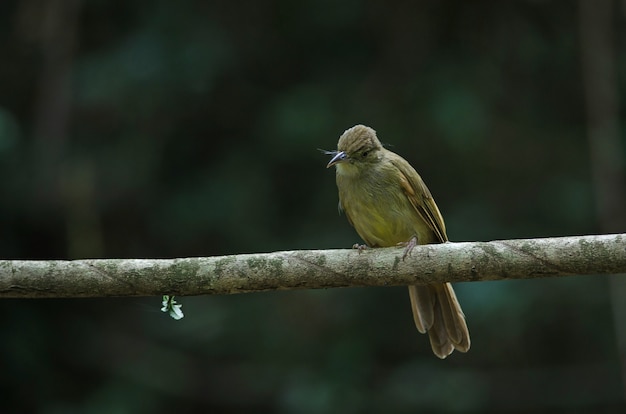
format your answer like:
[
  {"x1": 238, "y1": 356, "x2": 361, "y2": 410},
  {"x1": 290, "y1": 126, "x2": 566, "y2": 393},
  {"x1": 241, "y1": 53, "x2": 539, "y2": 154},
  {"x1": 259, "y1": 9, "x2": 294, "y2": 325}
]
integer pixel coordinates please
[{"x1": 326, "y1": 151, "x2": 348, "y2": 168}]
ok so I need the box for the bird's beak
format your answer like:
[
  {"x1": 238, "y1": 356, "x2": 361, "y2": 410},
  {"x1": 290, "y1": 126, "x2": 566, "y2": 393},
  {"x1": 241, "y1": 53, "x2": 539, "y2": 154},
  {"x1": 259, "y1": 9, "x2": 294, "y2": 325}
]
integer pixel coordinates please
[{"x1": 326, "y1": 151, "x2": 348, "y2": 168}]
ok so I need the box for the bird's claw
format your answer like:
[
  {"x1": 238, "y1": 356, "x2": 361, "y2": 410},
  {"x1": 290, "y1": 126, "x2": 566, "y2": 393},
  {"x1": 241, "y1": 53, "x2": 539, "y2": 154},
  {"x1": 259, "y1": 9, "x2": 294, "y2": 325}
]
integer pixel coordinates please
[{"x1": 398, "y1": 236, "x2": 418, "y2": 261}]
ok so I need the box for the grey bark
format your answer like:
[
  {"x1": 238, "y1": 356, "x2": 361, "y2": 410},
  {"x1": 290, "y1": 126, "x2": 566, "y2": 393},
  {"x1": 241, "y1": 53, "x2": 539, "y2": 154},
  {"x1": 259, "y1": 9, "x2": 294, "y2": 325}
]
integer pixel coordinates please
[{"x1": 1, "y1": 233, "x2": 625, "y2": 298}]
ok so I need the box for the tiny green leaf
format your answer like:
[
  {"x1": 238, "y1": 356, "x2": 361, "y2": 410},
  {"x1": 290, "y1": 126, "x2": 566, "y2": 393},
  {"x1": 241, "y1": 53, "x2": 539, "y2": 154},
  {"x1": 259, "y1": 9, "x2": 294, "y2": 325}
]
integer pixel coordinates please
[{"x1": 161, "y1": 295, "x2": 184, "y2": 320}]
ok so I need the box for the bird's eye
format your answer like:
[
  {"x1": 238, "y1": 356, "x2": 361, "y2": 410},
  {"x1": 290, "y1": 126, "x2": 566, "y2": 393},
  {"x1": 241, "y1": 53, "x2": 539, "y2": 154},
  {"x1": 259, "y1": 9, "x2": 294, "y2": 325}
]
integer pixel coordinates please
[{"x1": 362, "y1": 150, "x2": 369, "y2": 158}]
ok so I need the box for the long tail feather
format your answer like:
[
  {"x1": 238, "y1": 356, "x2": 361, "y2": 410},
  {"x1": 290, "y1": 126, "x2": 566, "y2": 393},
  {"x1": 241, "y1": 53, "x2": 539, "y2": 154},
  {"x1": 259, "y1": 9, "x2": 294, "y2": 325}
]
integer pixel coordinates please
[{"x1": 408, "y1": 283, "x2": 470, "y2": 358}]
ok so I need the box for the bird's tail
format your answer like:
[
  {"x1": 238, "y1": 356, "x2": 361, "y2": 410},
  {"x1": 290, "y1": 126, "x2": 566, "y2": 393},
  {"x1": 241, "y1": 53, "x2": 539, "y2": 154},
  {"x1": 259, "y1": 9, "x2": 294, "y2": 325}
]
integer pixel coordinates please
[{"x1": 408, "y1": 283, "x2": 470, "y2": 359}]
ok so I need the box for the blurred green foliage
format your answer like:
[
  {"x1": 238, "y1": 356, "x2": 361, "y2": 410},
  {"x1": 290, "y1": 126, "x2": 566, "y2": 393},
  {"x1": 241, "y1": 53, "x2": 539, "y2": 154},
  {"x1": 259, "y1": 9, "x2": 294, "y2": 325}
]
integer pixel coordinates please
[{"x1": 1, "y1": 0, "x2": 625, "y2": 412}]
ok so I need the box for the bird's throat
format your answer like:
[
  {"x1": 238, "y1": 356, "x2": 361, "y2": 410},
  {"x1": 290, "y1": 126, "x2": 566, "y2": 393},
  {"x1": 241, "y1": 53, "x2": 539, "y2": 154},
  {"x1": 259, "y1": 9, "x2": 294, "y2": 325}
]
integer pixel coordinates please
[{"x1": 335, "y1": 162, "x2": 360, "y2": 177}]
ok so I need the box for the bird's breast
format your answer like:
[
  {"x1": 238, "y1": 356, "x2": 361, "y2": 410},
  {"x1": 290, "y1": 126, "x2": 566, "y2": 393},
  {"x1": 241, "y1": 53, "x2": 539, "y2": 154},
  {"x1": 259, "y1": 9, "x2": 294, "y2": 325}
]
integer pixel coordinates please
[{"x1": 337, "y1": 171, "x2": 418, "y2": 247}]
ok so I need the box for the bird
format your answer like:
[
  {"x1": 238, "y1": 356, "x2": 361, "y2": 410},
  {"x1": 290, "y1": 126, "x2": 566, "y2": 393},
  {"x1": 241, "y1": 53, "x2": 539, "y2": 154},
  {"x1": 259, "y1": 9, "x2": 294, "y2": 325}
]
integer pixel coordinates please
[{"x1": 326, "y1": 124, "x2": 470, "y2": 358}]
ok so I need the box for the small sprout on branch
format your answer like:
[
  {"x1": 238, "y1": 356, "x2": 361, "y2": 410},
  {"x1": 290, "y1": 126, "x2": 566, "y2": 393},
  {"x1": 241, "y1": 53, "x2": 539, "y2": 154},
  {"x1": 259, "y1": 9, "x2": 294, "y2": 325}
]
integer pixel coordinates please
[{"x1": 161, "y1": 295, "x2": 184, "y2": 320}]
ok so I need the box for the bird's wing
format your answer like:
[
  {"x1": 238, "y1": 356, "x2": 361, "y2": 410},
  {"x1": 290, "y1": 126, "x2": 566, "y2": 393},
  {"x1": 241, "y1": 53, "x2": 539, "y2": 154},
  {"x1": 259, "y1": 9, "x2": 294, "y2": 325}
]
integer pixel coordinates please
[{"x1": 390, "y1": 156, "x2": 448, "y2": 243}]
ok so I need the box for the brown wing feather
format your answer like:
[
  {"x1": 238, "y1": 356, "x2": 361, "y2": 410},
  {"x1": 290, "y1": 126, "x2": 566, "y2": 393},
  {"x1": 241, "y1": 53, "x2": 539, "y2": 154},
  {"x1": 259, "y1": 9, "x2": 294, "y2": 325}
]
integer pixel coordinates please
[{"x1": 390, "y1": 156, "x2": 448, "y2": 244}]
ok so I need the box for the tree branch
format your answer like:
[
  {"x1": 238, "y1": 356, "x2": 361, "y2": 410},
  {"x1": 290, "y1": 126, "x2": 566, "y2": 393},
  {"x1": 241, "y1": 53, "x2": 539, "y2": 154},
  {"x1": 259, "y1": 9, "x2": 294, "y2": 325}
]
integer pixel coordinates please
[{"x1": 1, "y1": 233, "x2": 625, "y2": 298}]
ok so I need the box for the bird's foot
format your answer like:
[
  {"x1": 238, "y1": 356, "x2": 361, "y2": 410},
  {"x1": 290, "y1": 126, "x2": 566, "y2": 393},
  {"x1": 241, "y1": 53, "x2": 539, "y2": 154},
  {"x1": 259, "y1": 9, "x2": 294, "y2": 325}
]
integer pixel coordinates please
[
  {"x1": 352, "y1": 243, "x2": 369, "y2": 253},
  {"x1": 398, "y1": 236, "x2": 418, "y2": 261}
]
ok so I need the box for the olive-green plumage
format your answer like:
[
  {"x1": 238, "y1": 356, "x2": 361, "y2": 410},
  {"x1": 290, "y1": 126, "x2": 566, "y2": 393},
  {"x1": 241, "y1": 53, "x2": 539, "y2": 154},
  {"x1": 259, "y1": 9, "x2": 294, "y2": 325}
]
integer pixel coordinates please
[{"x1": 327, "y1": 124, "x2": 470, "y2": 359}]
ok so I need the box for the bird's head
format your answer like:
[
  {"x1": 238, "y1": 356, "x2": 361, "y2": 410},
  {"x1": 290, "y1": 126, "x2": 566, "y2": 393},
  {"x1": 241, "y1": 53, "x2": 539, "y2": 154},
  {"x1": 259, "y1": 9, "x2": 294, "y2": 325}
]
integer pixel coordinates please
[{"x1": 326, "y1": 125, "x2": 383, "y2": 173}]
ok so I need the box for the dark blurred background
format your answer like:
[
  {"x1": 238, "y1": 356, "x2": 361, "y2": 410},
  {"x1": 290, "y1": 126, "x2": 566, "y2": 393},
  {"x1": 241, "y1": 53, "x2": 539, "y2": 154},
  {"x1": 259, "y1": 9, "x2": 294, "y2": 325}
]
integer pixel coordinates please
[{"x1": 2, "y1": 0, "x2": 626, "y2": 412}]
